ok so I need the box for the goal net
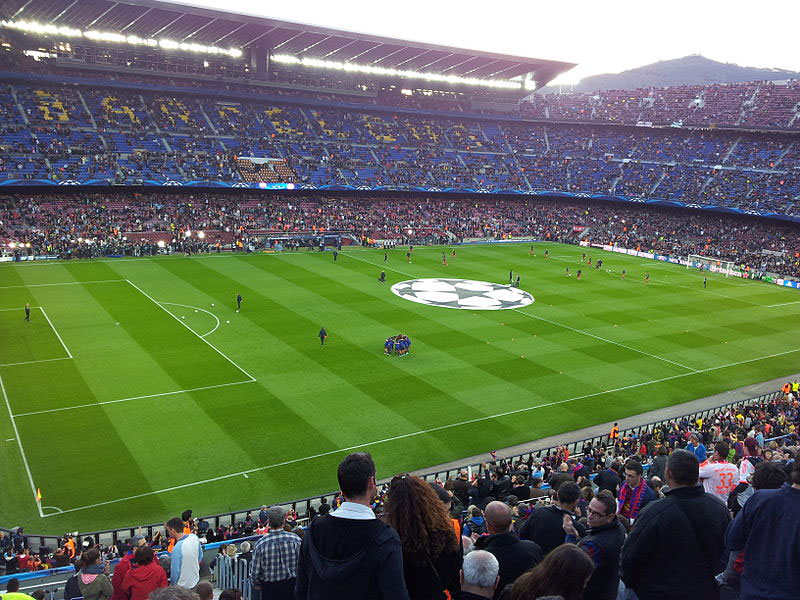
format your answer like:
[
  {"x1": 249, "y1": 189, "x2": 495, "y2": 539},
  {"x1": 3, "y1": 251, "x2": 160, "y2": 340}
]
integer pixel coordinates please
[{"x1": 687, "y1": 255, "x2": 738, "y2": 276}]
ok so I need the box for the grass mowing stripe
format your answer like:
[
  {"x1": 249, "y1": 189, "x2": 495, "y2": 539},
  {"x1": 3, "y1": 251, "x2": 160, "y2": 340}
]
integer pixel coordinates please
[
  {"x1": 202, "y1": 256, "x2": 510, "y2": 433},
  {"x1": 343, "y1": 251, "x2": 696, "y2": 372},
  {"x1": 12, "y1": 380, "x2": 256, "y2": 417},
  {"x1": 125, "y1": 280, "x2": 256, "y2": 382},
  {"x1": 38, "y1": 306, "x2": 73, "y2": 359},
  {"x1": 0, "y1": 279, "x2": 125, "y2": 289},
  {"x1": 41, "y1": 343, "x2": 800, "y2": 516},
  {"x1": 0, "y1": 374, "x2": 42, "y2": 517}
]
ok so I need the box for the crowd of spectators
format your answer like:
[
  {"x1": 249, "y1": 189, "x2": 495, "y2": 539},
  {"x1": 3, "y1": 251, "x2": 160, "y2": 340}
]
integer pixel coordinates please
[
  {"x1": 2, "y1": 194, "x2": 799, "y2": 277},
  {"x1": 0, "y1": 78, "x2": 798, "y2": 215}
]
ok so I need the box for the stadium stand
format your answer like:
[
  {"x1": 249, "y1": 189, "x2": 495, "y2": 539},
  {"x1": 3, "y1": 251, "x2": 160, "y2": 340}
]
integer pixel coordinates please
[
  {"x1": 0, "y1": 74, "x2": 797, "y2": 219},
  {"x1": 2, "y1": 195, "x2": 799, "y2": 277},
  {"x1": 2, "y1": 4, "x2": 800, "y2": 598}
]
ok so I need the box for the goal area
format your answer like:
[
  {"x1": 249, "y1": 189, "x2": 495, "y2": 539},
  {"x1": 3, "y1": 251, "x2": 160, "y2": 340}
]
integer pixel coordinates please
[{"x1": 687, "y1": 254, "x2": 738, "y2": 276}]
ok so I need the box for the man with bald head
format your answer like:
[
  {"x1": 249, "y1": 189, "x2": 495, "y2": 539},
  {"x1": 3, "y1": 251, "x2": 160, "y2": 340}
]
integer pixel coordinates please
[{"x1": 474, "y1": 501, "x2": 542, "y2": 598}]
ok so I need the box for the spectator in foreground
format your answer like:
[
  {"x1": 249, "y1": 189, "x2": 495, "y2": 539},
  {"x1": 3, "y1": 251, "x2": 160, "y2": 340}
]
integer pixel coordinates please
[
  {"x1": 518, "y1": 481, "x2": 585, "y2": 556},
  {"x1": 111, "y1": 535, "x2": 147, "y2": 600},
  {"x1": 616, "y1": 460, "x2": 657, "y2": 524},
  {"x1": 63, "y1": 558, "x2": 82, "y2": 600},
  {"x1": 718, "y1": 461, "x2": 787, "y2": 594},
  {"x1": 620, "y1": 449, "x2": 730, "y2": 600},
  {"x1": 192, "y1": 582, "x2": 213, "y2": 600},
  {"x1": 507, "y1": 543, "x2": 594, "y2": 600},
  {"x1": 474, "y1": 501, "x2": 541, "y2": 598},
  {"x1": 3, "y1": 578, "x2": 35, "y2": 600},
  {"x1": 76, "y1": 549, "x2": 113, "y2": 600},
  {"x1": 562, "y1": 490, "x2": 626, "y2": 600},
  {"x1": 455, "y1": 550, "x2": 499, "y2": 600},
  {"x1": 121, "y1": 546, "x2": 168, "y2": 600},
  {"x1": 295, "y1": 452, "x2": 408, "y2": 600},
  {"x1": 249, "y1": 506, "x2": 301, "y2": 600},
  {"x1": 384, "y1": 474, "x2": 461, "y2": 599},
  {"x1": 165, "y1": 517, "x2": 202, "y2": 588},
  {"x1": 725, "y1": 460, "x2": 800, "y2": 600},
  {"x1": 150, "y1": 587, "x2": 201, "y2": 600},
  {"x1": 699, "y1": 442, "x2": 739, "y2": 503}
]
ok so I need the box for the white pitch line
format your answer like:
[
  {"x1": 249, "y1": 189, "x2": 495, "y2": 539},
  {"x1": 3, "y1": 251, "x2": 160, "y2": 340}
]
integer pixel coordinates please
[
  {"x1": 765, "y1": 300, "x2": 800, "y2": 308},
  {"x1": 40, "y1": 345, "x2": 800, "y2": 517},
  {"x1": 650, "y1": 279, "x2": 766, "y2": 307},
  {"x1": 0, "y1": 279, "x2": 125, "y2": 289},
  {"x1": 0, "y1": 357, "x2": 71, "y2": 368},
  {"x1": 13, "y1": 379, "x2": 255, "y2": 417},
  {"x1": 512, "y1": 308, "x2": 697, "y2": 372},
  {"x1": 158, "y1": 302, "x2": 221, "y2": 337},
  {"x1": 39, "y1": 306, "x2": 73, "y2": 359},
  {"x1": 0, "y1": 306, "x2": 40, "y2": 311},
  {"x1": 125, "y1": 279, "x2": 256, "y2": 382},
  {"x1": 345, "y1": 252, "x2": 697, "y2": 372},
  {"x1": 0, "y1": 374, "x2": 43, "y2": 517},
  {"x1": 541, "y1": 252, "x2": 774, "y2": 308}
]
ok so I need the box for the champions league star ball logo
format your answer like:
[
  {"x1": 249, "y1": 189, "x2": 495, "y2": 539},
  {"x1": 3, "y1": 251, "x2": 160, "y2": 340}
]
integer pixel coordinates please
[{"x1": 391, "y1": 279, "x2": 534, "y2": 311}]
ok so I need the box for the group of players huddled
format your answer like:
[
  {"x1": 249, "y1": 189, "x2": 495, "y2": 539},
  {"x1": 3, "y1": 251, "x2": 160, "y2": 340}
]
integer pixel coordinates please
[{"x1": 384, "y1": 334, "x2": 412, "y2": 356}]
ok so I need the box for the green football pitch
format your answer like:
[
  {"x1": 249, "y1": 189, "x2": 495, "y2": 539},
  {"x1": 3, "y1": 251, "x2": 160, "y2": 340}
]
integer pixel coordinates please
[{"x1": 1, "y1": 242, "x2": 799, "y2": 534}]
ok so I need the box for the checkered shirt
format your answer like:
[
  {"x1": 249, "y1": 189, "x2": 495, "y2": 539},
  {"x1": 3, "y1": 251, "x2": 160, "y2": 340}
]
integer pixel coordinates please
[{"x1": 249, "y1": 530, "x2": 302, "y2": 584}]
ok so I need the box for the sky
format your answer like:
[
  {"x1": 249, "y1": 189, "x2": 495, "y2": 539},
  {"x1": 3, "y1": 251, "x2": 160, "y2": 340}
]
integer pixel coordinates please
[{"x1": 175, "y1": 0, "x2": 799, "y2": 85}]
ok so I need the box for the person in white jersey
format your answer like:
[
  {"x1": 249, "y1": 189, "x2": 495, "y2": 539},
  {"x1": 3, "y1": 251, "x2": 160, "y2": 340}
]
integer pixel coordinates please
[{"x1": 698, "y1": 442, "x2": 739, "y2": 503}]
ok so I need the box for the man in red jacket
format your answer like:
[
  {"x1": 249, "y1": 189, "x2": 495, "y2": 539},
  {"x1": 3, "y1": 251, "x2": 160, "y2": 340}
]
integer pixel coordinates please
[
  {"x1": 121, "y1": 546, "x2": 168, "y2": 600},
  {"x1": 111, "y1": 536, "x2": 147, "y2": 600}
]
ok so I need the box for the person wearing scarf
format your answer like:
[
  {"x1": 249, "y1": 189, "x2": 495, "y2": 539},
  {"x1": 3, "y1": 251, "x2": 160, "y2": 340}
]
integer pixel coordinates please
[{"x1": 617, "y1": 460, "x2": 657, "y2": 522}]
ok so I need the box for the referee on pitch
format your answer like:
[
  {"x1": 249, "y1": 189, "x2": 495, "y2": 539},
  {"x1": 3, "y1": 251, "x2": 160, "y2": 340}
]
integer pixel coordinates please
[{"x1": 24, "y1": 303, "x2": 31, "y2": 322}]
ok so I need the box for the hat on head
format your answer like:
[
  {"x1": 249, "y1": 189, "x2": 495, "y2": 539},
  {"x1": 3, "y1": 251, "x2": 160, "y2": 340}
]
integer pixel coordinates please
[{"x1": 130, "y1": 536, "x2": 145, "y2": 548}]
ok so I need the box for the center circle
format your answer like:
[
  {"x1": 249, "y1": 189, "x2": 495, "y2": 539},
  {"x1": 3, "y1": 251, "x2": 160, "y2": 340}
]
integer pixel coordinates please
[{"x1": 390, "y1": 278, "x2": 535, "y2": 310}]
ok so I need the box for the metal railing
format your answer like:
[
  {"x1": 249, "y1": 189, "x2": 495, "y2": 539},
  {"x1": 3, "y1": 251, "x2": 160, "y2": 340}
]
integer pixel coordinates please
[
  {"x1": 214, "y1": 556, "x2": 254, "y2": 600},
  {"x1": 1, "y1": 390, "x2": 781, "y2": 554}
]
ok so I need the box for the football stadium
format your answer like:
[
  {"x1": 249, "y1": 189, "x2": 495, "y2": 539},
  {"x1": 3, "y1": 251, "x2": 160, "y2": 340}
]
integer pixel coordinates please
[{"x1": 1, "y1": 1, "x2": 799, "y2": 599}]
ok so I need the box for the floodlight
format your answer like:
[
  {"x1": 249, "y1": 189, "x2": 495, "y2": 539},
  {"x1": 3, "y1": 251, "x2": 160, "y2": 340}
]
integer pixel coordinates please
[
  {"x1": 271, "y1": 54, "x2": 522, "y2": 90},
  {"x1": 1, "y1": 20, "x2": 241, "y2": 57}
]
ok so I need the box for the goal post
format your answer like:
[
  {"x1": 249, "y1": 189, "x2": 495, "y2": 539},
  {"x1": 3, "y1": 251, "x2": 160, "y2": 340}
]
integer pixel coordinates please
[{"x1": 687, "y1": 254, "x2": 738, "y2": 277}]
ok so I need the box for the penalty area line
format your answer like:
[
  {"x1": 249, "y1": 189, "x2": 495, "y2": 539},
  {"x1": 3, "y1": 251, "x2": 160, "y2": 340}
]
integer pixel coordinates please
[
  {"x1": 13, "y1": 379, "x2": 255, "y2": 417},
  {"x1": 42, "y1": 345, "x2": 800, "y2": 517},
  {"x1": 125, "y1": 279, "x2": 256, "y2": 382}
]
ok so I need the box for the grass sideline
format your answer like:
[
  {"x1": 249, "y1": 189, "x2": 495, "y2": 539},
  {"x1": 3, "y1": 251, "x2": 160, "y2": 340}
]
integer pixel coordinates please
[{"x1": 1, "y1": 241, "x2": 799, "y2": 533}]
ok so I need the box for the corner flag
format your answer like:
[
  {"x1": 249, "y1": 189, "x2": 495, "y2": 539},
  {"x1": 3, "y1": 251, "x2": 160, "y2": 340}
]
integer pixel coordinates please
[{"x1": 36, "y1": 488, "x2": 42, "y2": 502}]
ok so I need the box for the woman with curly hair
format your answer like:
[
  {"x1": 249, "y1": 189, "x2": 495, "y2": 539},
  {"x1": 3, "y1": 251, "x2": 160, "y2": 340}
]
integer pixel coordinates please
[
  {"x1": 384, "y1": 474, "x2": 462, "y2": 600},
  {"x1": 508, "y1": 544, "x2": 594, "y2": 600}
]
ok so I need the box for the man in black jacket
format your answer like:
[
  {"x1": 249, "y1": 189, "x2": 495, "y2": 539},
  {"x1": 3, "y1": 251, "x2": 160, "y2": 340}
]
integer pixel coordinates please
[
  {"x1": 295, "y1": 452, "x2": 409, "y2": 600},
  {"x1": 546, "y1": 463, "x2": 573, "y2": 492},
  {"x1": 474, "y1": 502, "x2": 542, "y2": 599},
  {"x1": 593, "y1": 461, "x2": 622, "y2": 496},
  {"x1": 620, "y1": 449, "x2": 730, "y2": 600},
  {"x1": 518, "y1": 481, "x2": 585, "y2": 555},
  {"x1": 563, "y1": 490, "x2": 626, "y2": 600}
]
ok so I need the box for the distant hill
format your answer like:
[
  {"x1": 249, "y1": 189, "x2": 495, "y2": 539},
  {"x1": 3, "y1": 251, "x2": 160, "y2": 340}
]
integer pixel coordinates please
[{"x1": 540, "y1": 55, "x2": 800, "y2": 93}]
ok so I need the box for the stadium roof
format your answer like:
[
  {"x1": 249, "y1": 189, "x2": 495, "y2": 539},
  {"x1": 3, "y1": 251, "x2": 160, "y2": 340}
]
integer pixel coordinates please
[{"x1": 3, "y1": 0, "x2": 576, "y2": 86}]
